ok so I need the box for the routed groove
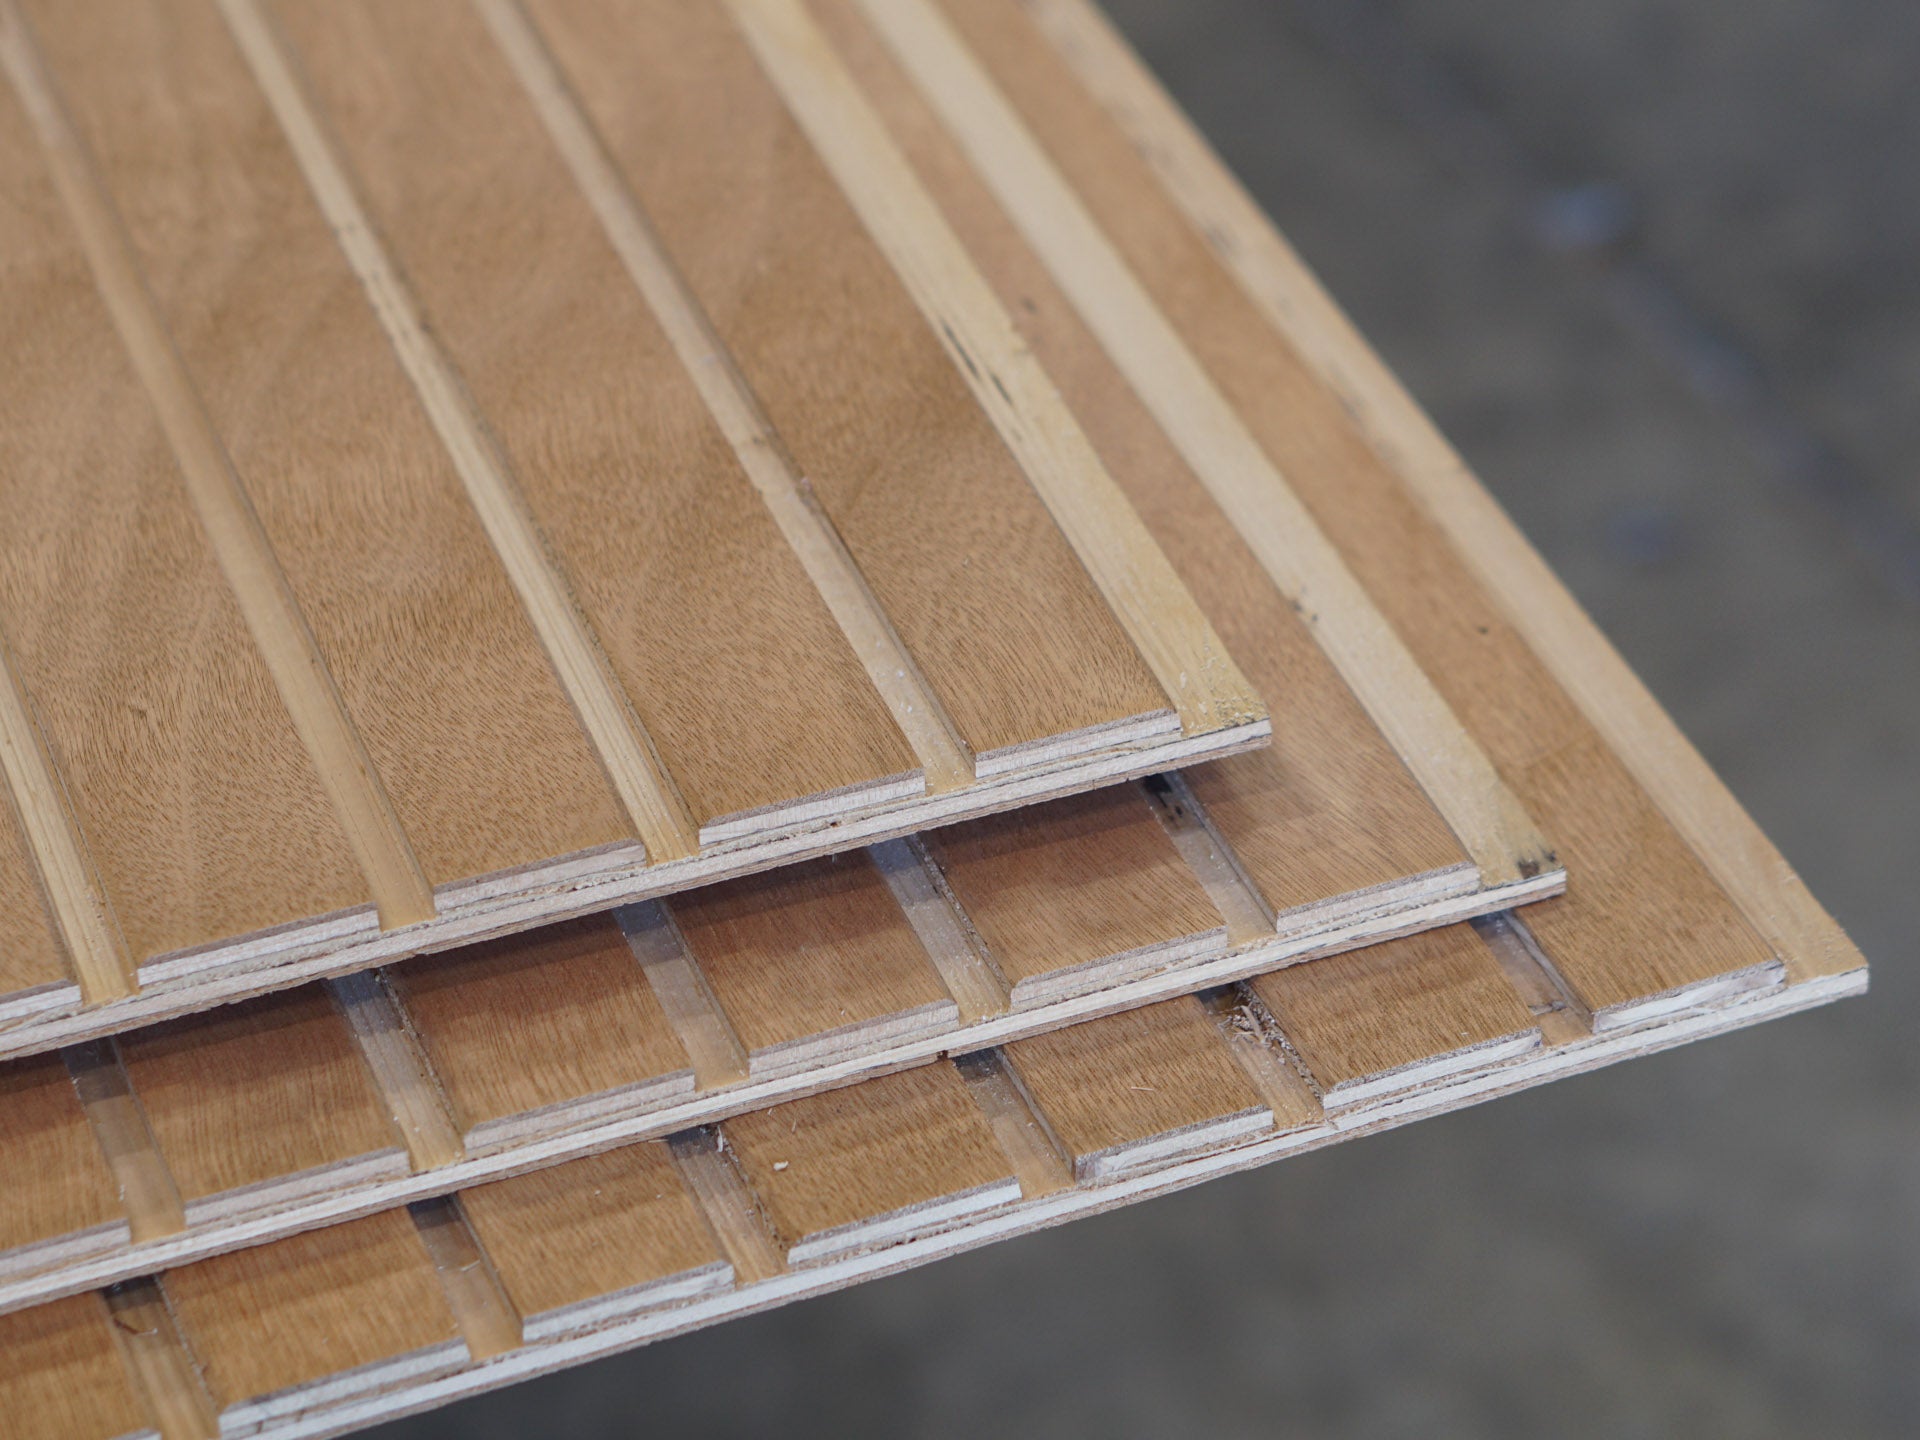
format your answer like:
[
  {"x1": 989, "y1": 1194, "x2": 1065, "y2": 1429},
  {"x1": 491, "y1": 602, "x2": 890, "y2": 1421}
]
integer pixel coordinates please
[
  {"x1": 1198, "y1": 987, "x2": 1324, "y2": 1129},
  {"x1": 855, "y1": 0, "x2": 1552, "y2": 889},
  {"x1": 618, "y1": 901, "x2": 751, "y2": 1089},
  {"x1": 667, "y1": 1127, "x2": 787, "y2": 1283},
  {"x1": 1472, "y1": 910, "x2": 1591, "y2": 1046},
  {"x1": 102, "y1": 1277, "x2": 219, "y2": 1440},
  {"x1": 62, "y1": 1039, "x2": 186, "y2": 1243},
  {"x1": 1022, "y1": 0, "x2": 1860, "y2": 981},
  {"x1": 0, "y1": 629, "x2": 130, "y2": 1001},
  {"x1": 1139, "y1": 772, "x2": 1274, "y2": 946},
  {"x1": 869, "y1": 836, "x2": 1011, "y2": 1022},
  {"x1": 953, "y1": 1048, "x2": 1073, "y2": 1198},
  {"x1": 475, "y1": 0, "x2": 972, "y2": 794},
  {"x1": 328, "y1": 972, "x2": 466, "y2": 1172},
  {"x1": 215, "y1": 0, "x2": 701, "y2": 864},
  {"x1": 409, "y1": 1195, "x2": 523, "y2": 1361},
  {"x1": 0, "y1": 0, "x2": 435, "y2": 932},
  {"x1": 722, "y1": 0, "x2": 1265, "y2": 739}
]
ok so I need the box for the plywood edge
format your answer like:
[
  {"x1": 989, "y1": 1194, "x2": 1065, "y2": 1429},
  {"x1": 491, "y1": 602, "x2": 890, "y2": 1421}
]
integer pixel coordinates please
[
  {"x1": 0, "y1": 864, "x2": 1553, "y2": 1314},
  {"x1": 0, "y1": 713, "x2": 1269, "y2": 1062},
  {"x1": 82, "y1": 970, "x2": 1863, "y2": 1440}
]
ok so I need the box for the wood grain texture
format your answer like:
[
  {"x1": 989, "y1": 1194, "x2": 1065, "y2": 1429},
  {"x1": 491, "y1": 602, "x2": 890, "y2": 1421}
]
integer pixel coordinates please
[
  {"x1": 0, "y1": 36, "x2": 368, "y2": 968},
  {"x1": 923, "y1": 786, "x2": 1224, "y2": 1001},
  {"x1": 163, "y1": 1208, "x2": 459, "y2": 1416},
  {"x1": 273, "y1": 0, "x2": 918, "y2": 839},
  {"x1": 460, "y1": 1143, "x2": 725, "y2": 1330},
  {"x1": 853, "y1": 0, "x2": 1549, "y2": 888},
  {"x1": 529, "y1": 0, "x2": 1193, "y2": 762},
  {"x1": 0, "y1": 1054, "x2": 123, "y2": 1254},
  {"x1": 670, "y1": 849, "x2": 955, "y2": 1067},
  {"x1": 22, "y1": 0, "x2": 629, "y2": 894},
  {"x1": 0, "y1": 0, "x2": 434, "y2": 934},
  {"x1": 1004, "y1": 995, "x2": 1268, "y2": 1178},
  {"x1": 1024, "y1": 0, "x2": 1863, "y2": 986},
  {"x1": 724, "y1": 1062, "x2": 1015, "y2": 1261},
  {"x1": 390, "y1": 915, "x2": 692, "y2": 1145},
  {"x1": 117, "y1": 986, "x2": 403, "y2": 1207},
  {"x1": 1249, "y1": 925, "x2": 1540, "y2": 1097},
  {"x1": 809, "y1": 0, "x2": 1473, "y2": 919},
  {"x1": 0, "y1": 1291, "x2": 154, "y2": 1440},
  {"x1": 951, "y1": 0, "x2": 1778, "y2": 1015}
]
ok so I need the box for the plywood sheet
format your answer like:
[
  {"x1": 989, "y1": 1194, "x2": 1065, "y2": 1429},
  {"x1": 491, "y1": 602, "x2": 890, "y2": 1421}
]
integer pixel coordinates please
[
  {"x1": 21, "y1": 0, "x2": 631, "y2": 891},
  {"x1": 118, "y1": 986, "x2": 402, "y2": 1207},
  {"x1": 809, "y1": 0, "x2": 1472, "y2": 916},
  {"x1": 935, "y1": 0, "x2": 1777, "y2": 1015},
  {"x1": 925, "y1": 786, "x2": 1224, "y2": 999},
  {"x1": 724, "y1": 1062, "x2": 1017, "y2": 1261},
  {"x1": 527, "y1": 0, "x2": 1181, "y2": 767},
  {"x1": 1250, "y1": 926, "x2": 1542, "y2": 1100},
  {"x1": 670, "y1": 851, "x2": 954, "y2": 1066},
  {"x1": 390, "y1": 915, "x2": 692, "y2": 1143},
  {"x1": 163, "y1": 1208, "x2": 458, "y2": 1416},
  {"x1": 0, "y1": 49, "x2": 367, "y2": 966},
  {"x1": 460, "y1": 1143, "x2": 725, "y2": 1331},
  {"x1": 1004, "y1": 996, "x2": 1269, "y2": 1177}
]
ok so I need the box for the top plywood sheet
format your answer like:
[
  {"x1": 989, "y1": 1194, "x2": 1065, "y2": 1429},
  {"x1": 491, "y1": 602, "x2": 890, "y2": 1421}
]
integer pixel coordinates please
[{"x1": 0, "y1": 0, "x2": 1274, "y2": 1052}]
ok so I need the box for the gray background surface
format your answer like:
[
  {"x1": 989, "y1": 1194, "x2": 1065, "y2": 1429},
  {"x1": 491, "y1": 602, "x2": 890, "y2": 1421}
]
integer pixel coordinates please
[{"x1": 371, "y1": 3, "x2": 1917, "y2": 1434}]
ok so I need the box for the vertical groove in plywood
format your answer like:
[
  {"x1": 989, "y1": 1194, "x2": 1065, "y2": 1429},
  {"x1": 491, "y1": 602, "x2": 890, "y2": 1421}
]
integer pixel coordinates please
[
  {"x1": 1022, "y1": 0, "x2": 1863, "y2": 987},
  {"x1": 808, "y1": 0, "x2": 1474, "y2": 919},
  {"x1": 0, "y1": 0, "x2": 433, "y2": 931},
  {"x1": 103, "y1": 1277, "x2": 220, "y2": 1440},
  {"x1": 0, "y1": 9, "x2": 368, "y2": 970},
  {"x1": 62, "y1": 1039, "x2": 185, "y2": 1245},
  {"x1": 1197, "y1": 987, "x2": 1324, "y2": 1131},
  {"x1": 0, "y1": 1054, "x2": 124, "y2": 1255},
  {"x1": 869, "y1": 836, "x2": 1011, "y2": 1023},
  {"x1": 619, "y1": 903, "x2": 751, "y2": 1091},
  {"x1": 0, "y1": 637, "x2": 126, "y2": 1002},
  {"x1": 476, "y1": 0, "x2": 973, "y2": 795},
  {"x1": 851, "y1": 0, "x2": 1547, "y2": 888},
  {"x1": 1471, "y1": 911, "x2": 1593, "y2": 1046},
  {"x1": 260, "y1": 0, "x2": 929, "y2": 847},
  {"x1": 952, "y1": 1049, "x2": 1074, "y2": 1198},
  {"x1": 408, "y1": 1196, "x2": 523, "y2": 1362},
  {"x1": 23, "y1": 0, "x2": 632, "y2": 894},
  {"x1": 0, "y1": 1290, "x2": 162, "y2": 1440},
  {"x1": 1138, "y1": 773, "x2": 1274, "y2": 946},
  {"x1": 537, "y1": 0, "x2": 1255, "y2": 757},
  {"x1": 965, "y1": 0, "x2": 1780, "y2": 1016},
  {"x1": 217, "y1": 0, "x2": 703, "y2": 863},
  {"x1": 328, "y1": 971, "x2": 466, "y2": 1171},
  {"x1": 667, "y1": 1127, "x2": 787, "y2": 1285}
]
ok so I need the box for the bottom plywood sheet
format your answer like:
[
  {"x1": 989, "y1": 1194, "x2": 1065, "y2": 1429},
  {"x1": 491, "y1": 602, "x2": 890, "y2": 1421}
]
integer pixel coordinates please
[{"x1": 0, "y1": 916, "x2": 1862, "y2": 1439}]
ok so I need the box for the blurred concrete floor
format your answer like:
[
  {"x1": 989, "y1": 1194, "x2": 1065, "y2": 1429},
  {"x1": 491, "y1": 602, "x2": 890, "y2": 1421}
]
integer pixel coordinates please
[{"x1": 370, "y1": 3, "x2": 1918, "y2": 1436}]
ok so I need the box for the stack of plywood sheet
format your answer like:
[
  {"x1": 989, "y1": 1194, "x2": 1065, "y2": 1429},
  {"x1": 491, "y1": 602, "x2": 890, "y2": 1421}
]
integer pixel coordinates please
[{"x1": 0, "y1": 0, "x2": 1863, "y2": 1435}]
